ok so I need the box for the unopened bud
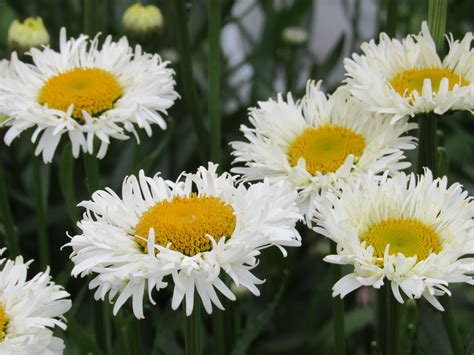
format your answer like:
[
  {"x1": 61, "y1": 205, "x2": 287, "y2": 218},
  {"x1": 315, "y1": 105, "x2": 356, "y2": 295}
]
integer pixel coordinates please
[
  {"x1": 8, "y1": 17, "x2": 50, "y2": 53},
  {"x1": 122, "y1": 3, "x2": 164, "y2": 36}
]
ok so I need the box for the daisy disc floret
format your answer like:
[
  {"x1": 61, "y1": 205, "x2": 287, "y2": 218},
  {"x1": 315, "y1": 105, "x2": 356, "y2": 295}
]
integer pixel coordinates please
[
  {"x1": 66, "y1": 163, "x2": 301, "y2": 318},
  {"x1": 0, "y1": 249, "x2": 71, "y2": 354},
  {"x1": 313, "y1": 170, "x2": 474, "y2": 310},
  {"x1": 345, "y1": 21, "x2": 474, "y2": 123},
  {"x1": 231, "y1": 81, "x2": 416, "y2": 223},
  {"x1": 0, "y1": 28, "x2": 178, "y2": 163}
]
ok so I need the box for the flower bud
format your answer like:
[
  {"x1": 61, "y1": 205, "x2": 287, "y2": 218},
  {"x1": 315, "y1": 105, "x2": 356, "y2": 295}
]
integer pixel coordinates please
[
  {"x1": 122, "y1": 3, "x2": 164, "y2": 36},
  {"x1": 8, "y1": 17, "x2": 50, "y2": 53}
]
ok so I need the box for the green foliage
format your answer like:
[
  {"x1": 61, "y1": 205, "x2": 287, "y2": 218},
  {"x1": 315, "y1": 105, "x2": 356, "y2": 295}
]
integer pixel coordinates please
[{"x1": 0, "y1": 0, "x2": 472, "y2": 354}]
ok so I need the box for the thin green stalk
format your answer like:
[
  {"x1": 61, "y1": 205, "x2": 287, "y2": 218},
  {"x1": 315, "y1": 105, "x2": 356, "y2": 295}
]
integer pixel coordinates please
[
  {"x1": 233, "y1": 302, "x2": 241, "y2": 344},
  {"x1": 32, "y1": 157, "x2": 50, "y2": 269},
  {"x1": 82, "y1": 2, "x2": 111, "y2": 353},
  {"x1": 416, "y1": 0, "x2": 447, "y2": 175},
  {"x1": 424, "y1": 2, "x2": 464, "y2": 354},
  {"x1": 387, "y1": 293, "x2": 401, "y2": 355},
  {"x1": 330, "y1": 242, "x2": 345, "y2": 355},
  {"x1": 83, "y1": 0, "x2": 95, "y2": 36},
  {"x1": 0, "y1": 161, "x2": 20, "y2": 256},
  {"x1": 285, "y1": 49, "x2": 295, "y2": 92},
  {"x1": 184, "y1": 302, "x2": 202, "y2": 355},
  {"x1": 377, "y1": 284, "x2": 388, "y2": 353},
  {"x1": 103, "y1": 303, "x2": 113, "y2": 354},
  {"x1": 128, "y1": 317, "x2": 143, "y2": 355},
  {"x1": 209, "y1": 0, "x2": 222, "y2": 164},
  {"x1": 440, "y1": 295, "x2": 464, "y2": 355},
  {"x1": 428, "y1": 0, "x2": 447, "y2": 50},
  {"x1": 59, "y1": 145, "x2": 79, "y2": 227},
  {"x1": 212, "y1": 310, "x2": 226, "y2": 355},
  {"x1": 417, "y1": 115, "x2": 438, "y2": 175},
  {"x1": 173, "y1": 0, "x2": 208, "y2": 159},
  {"x1": 385, "y1": 0, "x2": 398, "y2": 37},
  {"x1": 83, "y1": 154, "x2": 102, "y2": 193}
]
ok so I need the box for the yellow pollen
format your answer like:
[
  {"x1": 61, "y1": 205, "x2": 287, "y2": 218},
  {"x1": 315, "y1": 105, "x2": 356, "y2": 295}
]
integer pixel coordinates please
[
  {"x1": 0, "y1": 302, "x2": 8, "y2": 342},
  {"x1": 362, "y1": 218, "x2": 442, "y2": 262},
  {"x1": 288, "y1": 125, "x2": 366, "y2": 175},
  {"x1": 390, "y1": 67, "x2": 468, "y2": 99},
  {"x1": 134, "y1": 194, "x2": 236, "y2": 256},
  {"x1": 38, "y1": 67, "x2": 123, "y2": 120}
]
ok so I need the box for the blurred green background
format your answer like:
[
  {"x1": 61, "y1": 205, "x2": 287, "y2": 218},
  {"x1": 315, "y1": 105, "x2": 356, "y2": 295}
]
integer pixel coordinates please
[{"x1": 0, "y1": 0, "x2": 473, "y2": 354}]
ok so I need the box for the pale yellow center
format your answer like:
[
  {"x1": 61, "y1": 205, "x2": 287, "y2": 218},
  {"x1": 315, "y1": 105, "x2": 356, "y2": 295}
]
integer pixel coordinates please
[
  {"x1": 390, "y1": 67, "x2": 468, "y2": 99},
  {"x1": 38, "y1": 68, "x2": 123, "y2": 120},
  {"x1": 362, "y1": 218, "x2": 442, "y2": 261},
  {"x1": 288, "y1": 125, "x2": 366, "y2": 175},
  {"x1": 134, "y1": 194, "x2": 236, "y2": 256},
  {"x1": 0, "y1": 302, "x2": 8, "y2": 342}
]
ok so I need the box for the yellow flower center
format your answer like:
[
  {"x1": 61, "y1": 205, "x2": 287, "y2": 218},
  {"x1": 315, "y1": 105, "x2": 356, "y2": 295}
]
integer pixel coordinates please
[
  {"x1": 0, "y1": 302, "x2": 8, "y2": 342},
  {"x1": 134, "y1": 194, "x2": 236, "y2": 256},
  {"x1": 390, "y1": 67, "x2": 468, "y2": 99},
  {"x1": 38, "y1": 68, "x2": 123, "y2": 120},
  {"x1": 362, "y1": 218, "x2": 442, "y2": 261},
  {"x1": 288, "y1": 125, "x2": 366, "y2": 175}
]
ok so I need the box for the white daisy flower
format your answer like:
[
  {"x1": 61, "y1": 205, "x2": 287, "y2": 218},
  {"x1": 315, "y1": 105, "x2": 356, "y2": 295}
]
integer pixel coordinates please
[
  {"x1": 230, "y1": 81, "x2": 416, "y2": 223},
  {"x1": 345, "y1": 21, "x2": 474, "y2": 123},
  {"x1": 66, "y1": 163, "x2": 301, "y2": 318},
  {"x1": 0, "y1": 249, "x2": 71, "y2": 354},
  {"x1": 313, "y1": 170, "x2": 474, "y2": 310},
  {"x1": 0, "y1": 27, "x2": 178, "y2": 163}
]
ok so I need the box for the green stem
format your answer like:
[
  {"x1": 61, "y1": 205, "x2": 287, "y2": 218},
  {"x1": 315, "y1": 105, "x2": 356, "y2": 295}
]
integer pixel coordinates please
[
  {"x1": 440, "y1": 295, "x2": 464, "y2": 355},
  {"x1": 128, "y1": 317, "x2": 143, "y2": 355},
  {"x1": 417, "y1": 115, "x2": 438, "y2": 175},
  {"x1": 59, "y1": 145, "x2": 80, "y2": 227},
  {"x1": 209, "y1": 0, "x2": 222, "y2": 164},
  {"x1": 212, "y1": 310, "x2": 226, "y2": 355},
  {"x1": 0, "y1": 161, "x2": 20, "y2": 256},
  {"x1": 173, "y1": 0, "x2": 208, "y2": 159},
  {"x1": 32, "y1": 158, "x2": 50, "y2": 269},
  {"x1": 83, "y1": 154, "x2": 102, "y2": 193},
  {"x1": 387, "y1": 292, "x2": 401, "y2": 355},
  {"x1": 428, "y1": 0, "x2": 447, "y2": 51},
  {"x1": 416, "y1": 0, "x2": 447, "y2": 175},
  {"x1": 377, "y1": 284, "x2": 388, "y2": 353},
  {"x1": 385, "y1": 0, "x2": 398, "y2": 37},
  {"x1": 184, "y1": 302, "x2": 202, "y2": 355},
  {"x1": 425, "y1": 3, "x2": 464, "y2": 354},
  {"x1": 83, "y1": 0, "x2": 95, "y2": 36},
  {"x1": 330, "y1": 242, "x2": 345, "y2": 355}
]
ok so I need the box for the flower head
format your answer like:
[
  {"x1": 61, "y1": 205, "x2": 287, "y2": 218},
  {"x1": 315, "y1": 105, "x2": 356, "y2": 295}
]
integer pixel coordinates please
[
  {"x1": 8, "y1": 17, "x2": 50, "y2": 53},
  {"x1": 66, "y1": 163, "x2": 301, "y2": 317},
  {"x1": 0, "y1": 28, "x2": 178, "y2": 163},
  {"x1": 345, "y1": 21, "x2": 474, "y2": 123},
  {"x1": 231, "y1": 81, "x2": 416, "y2": 223},
  {"x1": 0, "y1": 249, "x2": 71, "y2": 354},
  {"x1": 122, "y1": 3, "x2": 164, "y2": 35},
  {"x1": 313, "y1": 170, "x2": 474, "y2": 310}
]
